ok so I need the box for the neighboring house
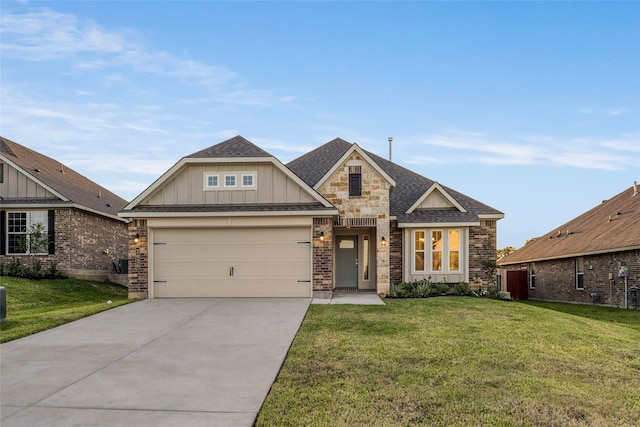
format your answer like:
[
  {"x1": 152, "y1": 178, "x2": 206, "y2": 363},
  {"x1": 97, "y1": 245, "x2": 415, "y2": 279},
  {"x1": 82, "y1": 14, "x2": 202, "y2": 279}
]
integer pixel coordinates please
[
  {"x1": 119, "y1": 136, "x2": 503, "y2": 299},
  {"x1": 0, "y1": 137, "x2": 129, "y2": 283},
  {"x1": 498, "y1": 183, "x2": 640, "y2": 308}
]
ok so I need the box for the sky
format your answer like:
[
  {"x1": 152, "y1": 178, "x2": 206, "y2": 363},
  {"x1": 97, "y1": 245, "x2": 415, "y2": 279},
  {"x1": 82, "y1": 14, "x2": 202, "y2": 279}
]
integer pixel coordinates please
[{"x1": 1, "y1": 1, "x2": 638, "y2": 249}]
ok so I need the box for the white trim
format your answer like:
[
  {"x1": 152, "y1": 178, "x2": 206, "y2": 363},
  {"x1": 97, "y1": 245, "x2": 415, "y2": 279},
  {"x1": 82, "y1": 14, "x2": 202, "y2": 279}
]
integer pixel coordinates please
[
  {"x1": 406, "y1": 182, "x2": 466, "y2": 214},
  {"x1": 241, "y1": 173, "x2": 256, "y2": 189},
  {"x1": 398, "y1": 221, "x2": 480, "y2": 228},
  {"x1": 498, "y1": 245, "x2": 640, "y2": 265},
  {"x1": 120, "y1": 209, "x2": 339, "y2": 219},
  {"x1": 478, "y1": 213, "x2": 505, "y2": 220},
  {"x1": 224, "y1": 174, "x2": 237, "y2": 188},
  {"x1": 2, "y1": 202, "x2": 126, "y2": 223},
  {"x1": 123, "y1": 155, "x2": 336, "y2": 211},
  {"x1": 410, "y1": 227, "x2": 464, "y2": 275},
  {"x1": 204, "y1": 173, "x2": 219, "y2": 190},
  {"x1": 313, "y1": 143, "x2": 396, "y2": 191}
]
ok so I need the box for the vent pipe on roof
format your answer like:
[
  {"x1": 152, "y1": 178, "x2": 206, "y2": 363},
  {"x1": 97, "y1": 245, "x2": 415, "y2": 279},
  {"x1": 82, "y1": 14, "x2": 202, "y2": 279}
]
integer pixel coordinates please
[
  {"x1": 388, "y1": 137, "x2": 393, "y2": 161},
  {"x1": 634, "y1": 181, "x2": 638, "y2": 196}
]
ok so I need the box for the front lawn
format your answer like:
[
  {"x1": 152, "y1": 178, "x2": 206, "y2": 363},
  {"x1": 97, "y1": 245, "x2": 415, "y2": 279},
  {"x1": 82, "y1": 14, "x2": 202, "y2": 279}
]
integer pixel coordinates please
[
  {"x1": 0, "y1": 277, "x2": 135, "y2": 343},
  {"x1": 257, "y1": 298, "x2": 640, "y2": 426}
]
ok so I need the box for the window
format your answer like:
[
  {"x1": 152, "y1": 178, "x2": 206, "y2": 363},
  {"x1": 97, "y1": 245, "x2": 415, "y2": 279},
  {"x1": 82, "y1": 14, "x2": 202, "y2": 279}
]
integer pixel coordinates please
[
  {"x1": 432, "y1": 231, "x2": 443, "y2": 271},
  {"x1": 348, "y1": 165, "x2": 362, "y2": 197},
  {"x1": 241, "y1": 173, "x2": 256, "y2": 188},
  {"x1": 205, "y1": 174, "x2": 219, "y2": 189},
  {"x1": 530, "y1": 264, "x2": 536, "y2": 289},
  {"x1": 576, "y1": 258, "x2": 584, "y2": 290},
  {"x1": 363, "y1": 235, "x2": 370, "y2": 281},
  {"x1": 449, "y1": 230, "x2": 460, "y2": 271},
  {"x1": 0, "y1": 163, "x2": 4, "y2": 183},
  {"x1": 224, "y1": 175, "x2": 236, "y2": 187},
  {"x1": 413, "y1": 229, "x2": 462, "y2": 273},
  {"x1": 414, "y1": 231, "x2": 426, "y2": 271},
  {"x1": 7, "y1": 211, "x2": 48, "y2": 255}
]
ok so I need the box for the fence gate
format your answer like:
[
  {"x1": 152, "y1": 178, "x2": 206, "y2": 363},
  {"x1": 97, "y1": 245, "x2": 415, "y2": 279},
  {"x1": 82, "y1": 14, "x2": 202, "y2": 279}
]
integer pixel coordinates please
[{"x1": 507, "y1": 270, "x2": 529, "y2": 300}]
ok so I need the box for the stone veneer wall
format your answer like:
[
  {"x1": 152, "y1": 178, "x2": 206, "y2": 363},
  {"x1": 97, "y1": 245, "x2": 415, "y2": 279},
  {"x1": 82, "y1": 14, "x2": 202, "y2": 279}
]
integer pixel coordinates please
[
  {"x1": 469, "y1": 219, "x2": 498, "y2": 287},
  {"x1": 316, "y1": 152, "x2": 391, "y2": 294},
  {"x1": 389, "y1": 220, "x2": 403, "y2": 284},
  {"x1": 313, "y1": 218, "x2": 333, "y2": 295},
  {"x1": 501, "y1": 249, "x2": 640, "y2": 307},
  {"x1": 127, "y1": 219, "x2": 149, "y2": 299},
  {"x1": 0, "y1": 208, "x2": 127, "y2": 280}
]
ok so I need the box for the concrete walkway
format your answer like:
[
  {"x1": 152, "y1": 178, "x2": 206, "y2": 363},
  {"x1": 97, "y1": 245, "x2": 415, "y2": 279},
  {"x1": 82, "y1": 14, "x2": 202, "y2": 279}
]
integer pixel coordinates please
[
  {"x1": 1, "y1": 298, "x2": 310, "y2": 427},
  {"x1": 312, "y1": 291, "x2": 386, "y2": 305}
]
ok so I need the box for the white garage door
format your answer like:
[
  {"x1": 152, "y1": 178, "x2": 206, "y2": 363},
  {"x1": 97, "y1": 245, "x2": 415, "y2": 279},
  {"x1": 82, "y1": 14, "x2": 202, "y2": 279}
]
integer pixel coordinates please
[{"x1": 152, "y1": 227, "x2": 312, "y2": 298}]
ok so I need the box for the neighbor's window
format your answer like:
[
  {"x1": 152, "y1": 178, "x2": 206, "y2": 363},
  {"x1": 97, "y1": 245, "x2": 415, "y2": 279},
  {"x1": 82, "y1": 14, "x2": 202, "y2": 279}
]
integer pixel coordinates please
[
  {"x1": 414, "y1": 231, "x2": 426, "y2": 271},
  {"x1": 0, "y1": 163, "x2": 4, "y2": 183},
  {"x1": 348, "y1": 165, "x2": 362, "y2": 197},
  {"x1": 7, "y1": 211, "x2": 48, "y2": 255},
  {"x1": 530, "y1": 264, "x2": 536, "y2": 289},
  {"x1": 363, "y1": 235, "x2": 370, "y2": 281},
  {"x1": 448, "y1": 229, "x2": 460, "y2": 271},
  {"x1": 205, "y1": 174, "x2": 219, "y2": 189},
  {"x1": 576, "y1": 258, "x2": 584, "y2": 290},
  {"x1": 224, "y1": 175, "x2": 236, "y2": 187},
  {"x1": 432, "y1": 230, "x2": 443, "y2": 271}
]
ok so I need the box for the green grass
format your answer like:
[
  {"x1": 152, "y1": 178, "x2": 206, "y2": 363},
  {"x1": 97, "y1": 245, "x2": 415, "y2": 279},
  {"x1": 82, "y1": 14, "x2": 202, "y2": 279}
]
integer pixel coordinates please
[
  {"x1": 257, "y1": 298, "x2": 640, "y2": 427},
  {"x1": 0, "y1": 276, "x2": 135, "y2": 343}
]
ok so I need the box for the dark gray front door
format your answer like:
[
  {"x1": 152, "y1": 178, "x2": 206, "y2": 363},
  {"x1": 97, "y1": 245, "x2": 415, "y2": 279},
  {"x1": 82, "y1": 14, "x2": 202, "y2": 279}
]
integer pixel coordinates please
[{"x1": 336, "y1": 236, "x2": 358, "y2": 288}]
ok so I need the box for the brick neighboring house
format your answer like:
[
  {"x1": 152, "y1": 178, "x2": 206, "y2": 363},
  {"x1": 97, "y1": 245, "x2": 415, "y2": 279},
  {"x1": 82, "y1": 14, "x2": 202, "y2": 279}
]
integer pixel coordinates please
[
  {"x1": 498, "y1": 183, "x2": 640, "y2": 308},
  {"x1": 0, "y1": 137, "x2": 129, "y2": 283},
  {"x1": 119, "y1": 136, "x2": 503, "y2": 299}
]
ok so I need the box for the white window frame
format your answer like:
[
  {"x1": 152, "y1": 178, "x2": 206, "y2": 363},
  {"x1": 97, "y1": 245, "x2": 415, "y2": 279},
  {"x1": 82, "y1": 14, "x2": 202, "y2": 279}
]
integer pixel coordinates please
[
  {"x1": 576, "y1": 257, "x2": 585, "y2": 290},
  {"x1": 224, "y1": 174, "x2": 237, "y2": 188},
  {"x1": 6, "y1": 211, "x2": 48, "y2": 255},
  {"x1": 530, "y1": 263, "x2": 536, "y2": 289},
  {"x1": 241, "y1": 173, "x2": 256, "y2": 189},
  {"x1": 412, "y1": 228, "x2": 463, "y2": 274},
  {"x1": 204, "y1": 173, "x2": 219, "y2": 190}
]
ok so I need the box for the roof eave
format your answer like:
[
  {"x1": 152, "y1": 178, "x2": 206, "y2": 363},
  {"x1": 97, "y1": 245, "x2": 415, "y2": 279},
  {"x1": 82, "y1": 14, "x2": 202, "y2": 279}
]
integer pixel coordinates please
[
  {"x1": 498, "y1": 245, "x2": 640, "y2": 266},
  {"x1": 119, "y1": 208, "x2": 339, "y2": 219}
]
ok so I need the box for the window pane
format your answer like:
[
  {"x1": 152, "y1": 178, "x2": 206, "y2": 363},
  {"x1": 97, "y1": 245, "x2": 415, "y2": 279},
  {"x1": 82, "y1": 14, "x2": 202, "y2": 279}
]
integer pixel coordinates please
[
  {"x1": 225, "y1": 175, "x2": 236, "y2": 186},
  {"x1": 449, "y1": 251, "x2": 459, "y2": 270},
  {"x1": 415, "y1": 231, "x2": 425, "y2": 250},
  {"x1": 449, "y1": 230, "x2": 459, "y2": 250},
  {"x1": 242, "y1": 175, "x2": 253, "y2": 186},
  {"x1": 432, "y1": 252, "x2": 442, "y2": 271},
  {"x1": 207, "y1": 175, "x2": 218, "y2": 187},
  {"x1": 432, "y1": 231, "x2": 442, "y2": 251},
  {"x1": 349, "y1": 173, "x2": 362, "y2": 197},
  {"x1": 576, "y1": 257, "x2": 584, "y2": 273},
  {"x1": 415, "y1": 252, "x2": 425, "y2": 271},
  {"x1": 363, "y1": 236, "x2": 370, "y2": 281}
]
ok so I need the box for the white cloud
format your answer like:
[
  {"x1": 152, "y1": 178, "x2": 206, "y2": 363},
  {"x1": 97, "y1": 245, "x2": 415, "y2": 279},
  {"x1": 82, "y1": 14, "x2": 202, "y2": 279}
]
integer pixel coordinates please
[{"x1": 417, "y1": 130, "x2": 639, "y2": 171}]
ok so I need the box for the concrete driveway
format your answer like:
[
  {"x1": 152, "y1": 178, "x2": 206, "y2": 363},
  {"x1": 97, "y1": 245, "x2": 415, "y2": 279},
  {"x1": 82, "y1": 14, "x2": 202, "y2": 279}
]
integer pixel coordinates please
[{"x1": 1, "y1": 298, "x2": 310, "y2": 426}]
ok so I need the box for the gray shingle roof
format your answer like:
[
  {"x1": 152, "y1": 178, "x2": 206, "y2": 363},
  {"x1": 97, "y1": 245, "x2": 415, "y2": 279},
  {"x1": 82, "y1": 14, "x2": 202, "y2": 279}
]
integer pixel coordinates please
[
  {"x1": 129, "y1": 203, "x2": 335, "y2": 213},
  {"x1": 499, "y1": 184, "x2": 640, "y2": 264},
  {"x1": 186, "y1": 135, "x2": 272, "y2": 158},
  {"x1": 1, "y1": 136, "x2": 128, "y2": 218},
  {"x1": 287, "y1": 138, "x2": 503, "y2": 224}
]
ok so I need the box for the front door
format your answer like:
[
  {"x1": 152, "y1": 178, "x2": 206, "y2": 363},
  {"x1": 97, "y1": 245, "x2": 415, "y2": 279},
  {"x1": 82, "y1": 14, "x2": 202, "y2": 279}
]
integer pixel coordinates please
[{"x1": 336, "y1": 236, "x2": 358, "y2": 288}]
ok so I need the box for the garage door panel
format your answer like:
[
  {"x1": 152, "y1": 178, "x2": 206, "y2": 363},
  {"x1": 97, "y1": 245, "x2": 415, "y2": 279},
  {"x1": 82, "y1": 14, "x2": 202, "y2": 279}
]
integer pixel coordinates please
[{"x1": 152, "y1": 227, "x2": 311, "y2": 298}]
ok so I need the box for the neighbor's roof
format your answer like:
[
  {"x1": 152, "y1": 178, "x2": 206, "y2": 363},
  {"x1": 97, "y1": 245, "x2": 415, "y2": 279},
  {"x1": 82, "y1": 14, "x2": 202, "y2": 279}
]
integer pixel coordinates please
[
  {"x1": 499, "y1": 184, "x2": 640, "y2": 265},
  {"x1": 287, "y1": 137, "x2": 503, "y2": 224},
  {"x1": 0, "y1": 136, "x2": 128, "y2": 219}
]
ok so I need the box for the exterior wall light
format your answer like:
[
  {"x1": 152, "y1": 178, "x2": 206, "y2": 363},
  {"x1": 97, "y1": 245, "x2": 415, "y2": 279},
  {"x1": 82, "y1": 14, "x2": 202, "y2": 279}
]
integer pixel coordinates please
[
  {"x1": 319, "y1": 231, "x2": 325, "y2": 241},
  {"x1": 134, "y1": 233, "x2": 140, "y2": 244},
  {"x1": 381, "y1": 236, "x2": 386, "y2": 246}
]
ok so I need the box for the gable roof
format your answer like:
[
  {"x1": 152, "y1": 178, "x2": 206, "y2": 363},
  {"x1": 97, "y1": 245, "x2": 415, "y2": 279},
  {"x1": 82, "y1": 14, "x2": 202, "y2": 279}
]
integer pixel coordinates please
[
  {"x1": 0, "y1": 136, "x2": 127, "y2": 221},
  {"x1": 122, "y1": 135, "x2": 337, "y2": 215},
  {"x1": 287, "y1": 138, "x2": 503, "y2": 225},
  {"x1": 499, "y1": 184, "x2": 640, "y2": 265}
]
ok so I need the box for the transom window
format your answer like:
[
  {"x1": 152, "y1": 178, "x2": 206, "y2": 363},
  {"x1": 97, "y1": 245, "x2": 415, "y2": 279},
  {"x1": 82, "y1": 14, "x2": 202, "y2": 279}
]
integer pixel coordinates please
[
  {"x1": 204, "y1": 172, "x2": 256, "y2": 190},
  {"x1": 413, "y1": 228, "x2": 462, "y2": 273},
  {"x1": 7, "y1": 211, "x2": 48, "y2": 255}
]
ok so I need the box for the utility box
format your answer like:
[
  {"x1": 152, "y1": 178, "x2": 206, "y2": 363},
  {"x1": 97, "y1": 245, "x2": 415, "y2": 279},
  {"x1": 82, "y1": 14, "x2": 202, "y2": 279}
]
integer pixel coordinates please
[{"x1": 0, "y1": 286, "x2": 6, "y2": 323}]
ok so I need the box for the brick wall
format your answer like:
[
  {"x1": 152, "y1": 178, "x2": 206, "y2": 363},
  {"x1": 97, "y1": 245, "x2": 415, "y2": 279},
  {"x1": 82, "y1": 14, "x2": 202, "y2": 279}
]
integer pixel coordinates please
[
  {"x1": 502, "y1": 249, "x2": 640, "y2": 307},
  {"x1": 389, "y1": 220, "x2": 403, "y2": 284},
  {"x1": 127, "y1": 219, "x2": 148, "y2": 299},
  {"x1": 469, "y1": 219, "x2": 498, "y2": 287},
  {"x1": 313, "y1": 218, "x2": 333, "y2": 292},
  {"x1": 0, "y1": 208, "x2": 127, "y2": 278}
]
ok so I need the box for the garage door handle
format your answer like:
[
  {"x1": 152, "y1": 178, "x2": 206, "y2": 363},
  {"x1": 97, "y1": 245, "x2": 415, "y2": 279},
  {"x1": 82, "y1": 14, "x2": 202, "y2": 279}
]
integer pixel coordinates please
[
  {"x1": 297, "y1": 280, "x2": 311, "y2": 283},
  {"x1": 154, "y1": 280, "x2": 167, "y2": 283},
  {"x1": 229, "y1": 267, "x2": 234, "y2": 276}
]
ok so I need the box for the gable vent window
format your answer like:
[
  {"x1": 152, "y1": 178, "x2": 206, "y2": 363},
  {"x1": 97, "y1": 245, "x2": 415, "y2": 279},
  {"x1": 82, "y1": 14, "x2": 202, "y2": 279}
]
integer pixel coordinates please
[
  {"x1": 349, "y1": 165, "x2": 362, "y2": 198},
  {"x1": 225, "y1": 175, "x2": 236, "y2": 188},
  {"x1": 205, "y1": 174, "x2": 219, "y2": 189}
]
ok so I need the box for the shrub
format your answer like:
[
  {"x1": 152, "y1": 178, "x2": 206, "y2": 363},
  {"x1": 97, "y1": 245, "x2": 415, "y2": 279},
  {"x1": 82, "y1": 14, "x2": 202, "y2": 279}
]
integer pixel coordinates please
[
  {"x1": 0, "y1": 258, "x2": 66, "y2": 280},
  {"x1": 453, "y1": 282, "x2": 472, "y2": 296}
]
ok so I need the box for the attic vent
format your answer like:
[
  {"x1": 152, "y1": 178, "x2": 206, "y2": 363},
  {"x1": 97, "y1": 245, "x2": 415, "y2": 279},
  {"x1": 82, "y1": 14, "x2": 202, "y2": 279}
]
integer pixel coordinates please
[
  {"x1": 335, "y1": 217, "x2": 377, "y2": 227},
  {"x1": 34, "y1": 168, "x2": 41, "y2": 173}
]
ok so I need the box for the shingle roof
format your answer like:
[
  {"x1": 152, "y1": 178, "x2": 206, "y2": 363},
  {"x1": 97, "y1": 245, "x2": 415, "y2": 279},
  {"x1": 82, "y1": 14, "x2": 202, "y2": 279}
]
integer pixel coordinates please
[
  {"x1": 186, "y1": 135, "x2": 272, "y2": 158},
  {"x1": 499, "y1": 184, "x2": 640, "y2": 265},
  {"x1": 1, "y1": 136, "x2": 128, "y2": 218},
  {"x1": 129, "y1": 203, "x2": 335, "y2": 213},
  {"x1": 287, "y1": 138, "x2": 503, "y2": 224}
]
